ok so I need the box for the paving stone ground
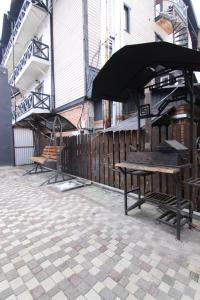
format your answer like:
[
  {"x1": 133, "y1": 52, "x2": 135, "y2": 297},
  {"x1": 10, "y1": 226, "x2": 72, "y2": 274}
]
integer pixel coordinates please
[{"x1": 0, "y1": 166, "x2": 200, "y2": 300}]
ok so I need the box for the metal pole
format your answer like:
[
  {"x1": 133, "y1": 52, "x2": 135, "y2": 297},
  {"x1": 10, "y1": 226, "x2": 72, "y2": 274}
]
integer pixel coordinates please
[
  {"x1": 175, "y1": 172, "x2": 181, "y2": 241},
  {"x1": 188, "y1": 71, "x2": 195, "y2": 224},
  {"x1": 184, "y1": 70, "x2": 194, "y2": 164},
  {"x1": 189, "y1": 72, "x2": 194, "y2": 165},
  {"x1": 137, "y1": 101, "x2": 141, "y2": 151}
]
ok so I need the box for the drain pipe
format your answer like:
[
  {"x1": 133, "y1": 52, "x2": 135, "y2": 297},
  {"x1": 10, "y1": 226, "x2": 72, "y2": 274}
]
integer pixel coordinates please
[{"x1": 49, "y1": 0, "x2": 55, "y2": 111}]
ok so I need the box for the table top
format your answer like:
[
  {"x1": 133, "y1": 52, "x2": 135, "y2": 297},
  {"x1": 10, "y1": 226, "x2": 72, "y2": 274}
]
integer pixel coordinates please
[{"x1": 115, "y1": 162, "x2": 191, "y2": 174}]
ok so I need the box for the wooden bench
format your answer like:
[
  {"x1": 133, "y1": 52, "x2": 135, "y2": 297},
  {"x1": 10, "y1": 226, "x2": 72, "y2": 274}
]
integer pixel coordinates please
[
  {"x1": 24, "y1": 146, "x2": 65, "y2": 175},
  {"x1": 25, "y1": 144, "x2": 74, "y2": 185},
  {"x1": 31, "y1": 146, "x2": 63, "y2": 165}
]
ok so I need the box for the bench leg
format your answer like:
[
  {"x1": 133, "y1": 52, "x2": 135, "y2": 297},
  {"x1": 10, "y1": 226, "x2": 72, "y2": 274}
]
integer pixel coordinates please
[
  {"x1": 40, "y1": 171, "x2": 74, "y2": 186},
  {"x1": 23, "y1": 164, "x2": 53, "y2": 176}
]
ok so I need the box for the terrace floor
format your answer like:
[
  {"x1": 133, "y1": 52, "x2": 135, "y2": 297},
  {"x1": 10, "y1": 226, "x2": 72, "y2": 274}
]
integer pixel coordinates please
[{"x1": 0, "y1": 166, "x2": 200, "y2": 300}]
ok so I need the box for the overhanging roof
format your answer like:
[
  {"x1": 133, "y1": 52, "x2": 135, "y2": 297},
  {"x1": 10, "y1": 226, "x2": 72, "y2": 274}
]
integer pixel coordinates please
[
  {"x1": 92, "y1": 42, "x2": 200, "y2": 101},
  {"x1": 104, "y1": 116, "x2": 145, "y2": 132},
  {"x1": 104, "y1": 107, "x2": 175, "y2": 132},
  {"x1": 15, "y1": 114, "x2": 76, "y2": 132}
]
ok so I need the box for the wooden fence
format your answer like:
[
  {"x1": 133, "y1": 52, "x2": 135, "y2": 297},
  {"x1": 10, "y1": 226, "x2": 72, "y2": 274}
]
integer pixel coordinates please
[{"x1": 62, "y1": 120, "x2": 200, "y2": 211}]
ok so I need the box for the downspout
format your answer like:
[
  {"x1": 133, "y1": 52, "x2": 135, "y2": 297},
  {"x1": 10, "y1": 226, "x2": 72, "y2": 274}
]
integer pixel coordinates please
[
  {"x1": 49, "y1": 0, "x2": 55, "y2": 111},
  {"x1": 82, "y1": 0, "x2": 90, "y2": 129},
  {"x1": 103, "y1": 0, "x2": 111, "y2": 129},
  {"x1": 82, "y1": 0, "x2": 89, "y2": 97}
]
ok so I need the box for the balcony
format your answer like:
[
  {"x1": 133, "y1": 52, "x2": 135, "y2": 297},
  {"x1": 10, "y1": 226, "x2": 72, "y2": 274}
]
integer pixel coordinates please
[
  {"x1": 155, "y1": 0, "x2": 188, "y2": 34},
  {"x1": 9, "y1": 39, "x2": 49, "y2": 89},
  {"x1": 2, "y1": 0, "x2": 48, "y2": 74},
  {"x1": 12, "y1": 91, "x2": 50, "y2": 124}
]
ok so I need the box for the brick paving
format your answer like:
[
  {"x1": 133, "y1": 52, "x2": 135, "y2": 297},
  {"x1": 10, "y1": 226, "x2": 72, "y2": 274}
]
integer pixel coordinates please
[{"x1": 0, "y1": 166, "x2": 200, "y2": 300}]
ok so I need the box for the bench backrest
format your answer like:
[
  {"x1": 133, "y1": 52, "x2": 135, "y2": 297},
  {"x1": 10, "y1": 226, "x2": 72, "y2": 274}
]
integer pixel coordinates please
[{"x1": 42, "y1": 146, "x2": 64, "y2": 160}]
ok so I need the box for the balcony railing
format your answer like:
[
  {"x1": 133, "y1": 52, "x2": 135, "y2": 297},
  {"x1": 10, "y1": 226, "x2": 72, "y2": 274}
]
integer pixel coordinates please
[
  {"x1": 173, "y1": 0, "x2": 187, "y2": 22},
  {"x1": 12, "y1": 91, "x2": 50, "y2": 121},
  {"x1": 2, "y1": 0, "x2": 47, "y2": 65},
  {"x1": 155, "y1": 0, "x2": 187, "y2": 23},
  {"x1": 9, "y1": 39, "x2": 49, "y2": 86}
]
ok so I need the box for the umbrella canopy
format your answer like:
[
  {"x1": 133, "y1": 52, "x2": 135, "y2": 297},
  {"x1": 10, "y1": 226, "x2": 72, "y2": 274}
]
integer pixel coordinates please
[{"x1": 92, "y1": 42, "x2": 200, "y2": 101}]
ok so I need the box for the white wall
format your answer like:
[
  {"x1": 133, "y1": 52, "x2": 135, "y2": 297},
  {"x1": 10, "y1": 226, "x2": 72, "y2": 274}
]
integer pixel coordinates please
[
  {"x1": 87, "y1": 0, "x2": 192, "y2": 68},
  {"x1": 123, "y1": 0, "x2": 155, "y2": 45},
  {"x1": 88, "y1": 0, "x2": 101, "y2": 69},
  {"x1": 53, "y1": 0, "x2": 85, "y2": 108},
  {"x1": 34, "y1": 13, "x2": 51, "y2": 96},
  {"x1": 87, "y1": 0, "x2": 172, "y2": 70}
]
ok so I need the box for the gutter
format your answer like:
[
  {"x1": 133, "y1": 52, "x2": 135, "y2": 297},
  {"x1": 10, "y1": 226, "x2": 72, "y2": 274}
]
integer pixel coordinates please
[
  {"x1": 49, "y1": 0, "x2": 55, "y2": 111},
  {"x1": 82, "y1": 0, "x2": 89, "y2": 97}
]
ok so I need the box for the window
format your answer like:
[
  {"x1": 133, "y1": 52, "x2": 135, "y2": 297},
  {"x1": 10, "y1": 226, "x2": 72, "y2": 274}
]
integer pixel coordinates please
[
  {"x1": 124, "y1": 5, "x2": 130, "y2": 33},
  {"x1": 94, "y1": 100, "x2": 103, "y2": 121}
]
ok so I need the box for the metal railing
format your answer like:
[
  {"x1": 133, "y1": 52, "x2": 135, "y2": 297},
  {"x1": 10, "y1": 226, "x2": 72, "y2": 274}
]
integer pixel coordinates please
[
  {"x1": 155, "y1": 0, "x2": 187, "y2": 23},
  {"x1": 2, "y1": 0, "x2": 47, "y2": 65},
  {"x1": 12, "y1": 109, "x2": 16, "y2": 122},
  {"x1": 173, "y1": 0, "x2": 187, "y2": 22},
  {"x1": 13, "y1": 91, "x2": 50, "y2": 121},
  {"x1": 9, "y1": 39, "x2": 49, "y2": 86}
]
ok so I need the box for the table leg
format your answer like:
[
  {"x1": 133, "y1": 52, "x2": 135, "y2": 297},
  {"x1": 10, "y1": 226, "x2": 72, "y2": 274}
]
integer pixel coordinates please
[
  {"x1": 175, "y1": 173, "x2": 181, "y2": 241},
  {"x1": 189, "y1": 201, "x2": 193, "y2": 229},
  {"x1": 138, "y1": 176, "x2": 141, "y2": 209},
  {"x1": 124, "y1": 168, "x2": 128, "y2": 215}
]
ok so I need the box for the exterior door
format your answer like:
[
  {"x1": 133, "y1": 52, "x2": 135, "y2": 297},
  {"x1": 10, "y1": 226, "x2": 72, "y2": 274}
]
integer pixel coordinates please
[{"x1": 14, "y1": 128, "x2": 34, "y2": 165}]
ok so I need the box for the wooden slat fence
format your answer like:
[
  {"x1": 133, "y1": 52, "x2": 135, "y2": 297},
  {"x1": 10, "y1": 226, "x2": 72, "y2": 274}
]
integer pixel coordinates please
[{"x1": 61, "y1": 121, "x2": 200, "y2": 211}]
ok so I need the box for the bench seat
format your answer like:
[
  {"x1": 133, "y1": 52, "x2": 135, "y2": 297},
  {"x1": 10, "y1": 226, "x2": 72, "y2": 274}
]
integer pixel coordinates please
[
  {"x1": 31, "y1": 156, "x2": 47, "y2": 165},
  {"x1": 31, "y1": 146, "x2": 64, "y2": 165}
]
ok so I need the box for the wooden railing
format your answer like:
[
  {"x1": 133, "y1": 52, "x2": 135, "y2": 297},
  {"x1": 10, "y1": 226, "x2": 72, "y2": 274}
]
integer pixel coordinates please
[{"x1": 13, "y1": 91, "x2": 50, "y2": 121}]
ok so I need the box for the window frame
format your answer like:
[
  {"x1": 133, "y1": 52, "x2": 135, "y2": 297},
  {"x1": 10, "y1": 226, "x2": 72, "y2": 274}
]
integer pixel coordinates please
[{"x1": 124, "y1": 4, "x2": 131, "y2": 33}]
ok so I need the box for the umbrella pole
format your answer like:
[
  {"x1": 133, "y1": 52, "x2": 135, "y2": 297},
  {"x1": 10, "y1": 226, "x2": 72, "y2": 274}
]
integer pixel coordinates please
[{"x1": 136, "y1": 91, "x2": 141, "y2": 152}]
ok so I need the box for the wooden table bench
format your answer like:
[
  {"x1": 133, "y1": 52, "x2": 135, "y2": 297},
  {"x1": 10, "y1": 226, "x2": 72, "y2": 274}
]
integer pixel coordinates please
[{"x1": 115, "y1": 162, "x2": 192, "y2": 240}]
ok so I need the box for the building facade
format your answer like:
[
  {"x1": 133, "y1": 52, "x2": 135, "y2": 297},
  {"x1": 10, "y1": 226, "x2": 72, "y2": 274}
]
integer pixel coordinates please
[
  {"x1": 0, "y1": 1, "x2": 52, "y2": 127},
  {"x1": 0, "y1": 0, "x2": 199, "y2": 134}
]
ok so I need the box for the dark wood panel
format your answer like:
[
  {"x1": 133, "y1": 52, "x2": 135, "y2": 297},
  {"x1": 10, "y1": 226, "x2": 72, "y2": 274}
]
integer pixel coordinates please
[{"x1": 62, "y1": 122, "x2": 200, "y2": 212}]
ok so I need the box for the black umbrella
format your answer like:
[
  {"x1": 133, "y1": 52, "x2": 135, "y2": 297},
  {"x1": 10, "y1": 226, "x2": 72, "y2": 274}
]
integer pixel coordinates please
[{"x1": 92, "y1": 42, "x2": 200, "y2": 101}]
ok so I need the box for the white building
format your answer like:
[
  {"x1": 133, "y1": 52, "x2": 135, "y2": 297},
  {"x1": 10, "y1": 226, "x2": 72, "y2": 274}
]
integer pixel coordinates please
[{"x1": 0, "y1": 0, "x2": 199, "y2": 132}]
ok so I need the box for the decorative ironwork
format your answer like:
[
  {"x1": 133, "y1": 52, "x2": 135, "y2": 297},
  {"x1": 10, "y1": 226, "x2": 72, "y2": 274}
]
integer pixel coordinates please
[
  {"x1": 139, "y1": 89, "x2": 186, "y2": 120},
  {"x1": 14, "y1": 91, "x2": 50, "y2": 120},
  {"x1": 139, "y1": 104, "x2": 152, "y2": 118},
  {"x1": 9, "y1": 39, "x2": 49, "y2": 86},
  {"x1": 155, "y1": 0, "x2": 188, "y2": 47}
]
